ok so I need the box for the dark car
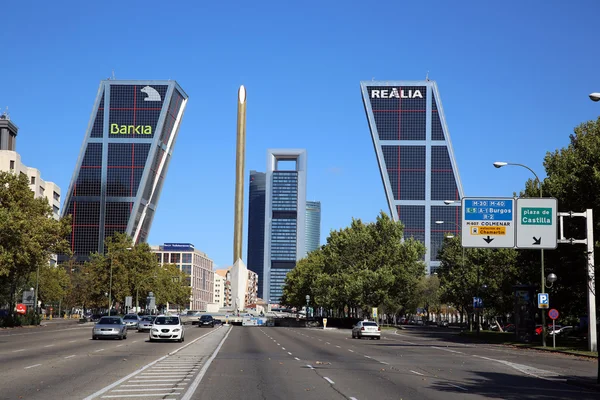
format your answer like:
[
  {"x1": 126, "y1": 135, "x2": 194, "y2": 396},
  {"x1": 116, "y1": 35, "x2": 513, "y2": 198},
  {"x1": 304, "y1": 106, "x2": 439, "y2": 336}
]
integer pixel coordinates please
[{"x1": 199, "y1": 315, "x2": 215, "y2": 328}]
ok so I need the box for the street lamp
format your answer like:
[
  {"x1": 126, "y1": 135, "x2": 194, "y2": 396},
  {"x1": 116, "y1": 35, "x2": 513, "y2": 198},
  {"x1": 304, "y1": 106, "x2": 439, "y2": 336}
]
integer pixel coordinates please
[
  {"x1": 546, "y1": 273, "x2": 558, "y2": 289},
  {"x1": 108, "y1": 247, "x2": 132, "y2": 316},
  {"x1": 493, "y1": 161, "x2": 547, "y2": 346},
  {"x1": 589, "y1": 93, "x2": 600, "y2": 102},
  {"x1": 305, "y1": 294, "x2": 310, "y2": 319}
]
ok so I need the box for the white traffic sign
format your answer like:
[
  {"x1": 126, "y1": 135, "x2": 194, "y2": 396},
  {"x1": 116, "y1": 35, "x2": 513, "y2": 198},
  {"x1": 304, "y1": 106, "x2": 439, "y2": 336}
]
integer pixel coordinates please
[
  {"x1": 516, "y1": 198, "x2": 558, "y2": 249},
  {"x1": 462, "y1": 197, "x2": 515, "y2": 248}
]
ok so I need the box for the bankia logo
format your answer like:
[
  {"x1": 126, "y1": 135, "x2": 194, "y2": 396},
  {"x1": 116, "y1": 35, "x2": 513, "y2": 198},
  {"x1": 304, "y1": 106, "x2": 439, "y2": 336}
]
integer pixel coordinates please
[
  {"x1": 370, "y1": 88, "x2": 423, "y2": 99},
  {"x1": 141, "y1": 86, "x2": 161, "y2": 102}
]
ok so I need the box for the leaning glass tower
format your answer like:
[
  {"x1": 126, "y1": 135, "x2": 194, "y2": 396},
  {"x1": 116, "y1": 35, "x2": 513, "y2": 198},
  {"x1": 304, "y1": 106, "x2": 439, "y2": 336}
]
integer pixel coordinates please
[
  {"x1": 61, "y1": 80, "x2": 188, "y2": 262},
  {"x1": 360, "y1": 80, "x2": 464, "y2": 273}
]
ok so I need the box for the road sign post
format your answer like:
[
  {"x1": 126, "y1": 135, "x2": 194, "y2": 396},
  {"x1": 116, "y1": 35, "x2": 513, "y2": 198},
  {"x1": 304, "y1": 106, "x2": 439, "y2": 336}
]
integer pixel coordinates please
[
  {"x1": 462, "y1": 198, "x2": 515, "y2": 248},
  {"x1": 516, "y1": 198, "x2": 558, "y2": 249},
  {"x1": 548, "y1": 309, "x2": 559, "y2": 348}
]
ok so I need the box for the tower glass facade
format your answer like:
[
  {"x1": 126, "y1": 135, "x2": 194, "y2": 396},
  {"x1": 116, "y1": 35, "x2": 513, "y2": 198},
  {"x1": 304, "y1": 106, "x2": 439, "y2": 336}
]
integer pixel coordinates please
[
  {"x1": 247, "y1": 170, "x2": 266, "y2": 297},
  {"x1": 263, "y1": 150, "x2": 307, "y2": 303},
  {"x1": 305, "y1": 200, "x2": 321, "y2": 255},
  {"x1": 360, "y1": 81, "x2": 464, "y2": 273},
  {"x1": 60, "y1": 80, "x2": 188, "y2": 262}
]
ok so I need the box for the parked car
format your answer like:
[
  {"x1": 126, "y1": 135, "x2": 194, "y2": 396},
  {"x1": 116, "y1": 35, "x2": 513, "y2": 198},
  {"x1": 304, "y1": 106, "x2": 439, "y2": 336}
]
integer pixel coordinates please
[
  {"x1": 198, "y1": 315, "x2": 215, "y2": 328},
  {"x1": 123, "y1": 314, "x2": 140, "y2": 329},
  {"x1": 137, "y1": 315, "x2": 155, "y2": 332},
  {"x1": 149, "y1": 315, "x2": 185, "y2": 342},
  {"x1": 550, "y1": 325, "x2": 573, "y2": 336},
  {"x1": 352, "y1": 320, "x2": 381, "y2": 340},
  {"x1": 437, "y1": 320, "x2": 449, "y2": 328},
  {"x1": 92, "y1": 316, "x2": 127, "y2": 340}
]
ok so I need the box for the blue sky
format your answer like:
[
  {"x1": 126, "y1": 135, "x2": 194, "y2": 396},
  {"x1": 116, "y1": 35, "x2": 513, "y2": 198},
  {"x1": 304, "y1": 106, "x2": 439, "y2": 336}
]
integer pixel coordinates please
[{"x1": 1, "y1": 1, "x2": 599, "y2": 269}]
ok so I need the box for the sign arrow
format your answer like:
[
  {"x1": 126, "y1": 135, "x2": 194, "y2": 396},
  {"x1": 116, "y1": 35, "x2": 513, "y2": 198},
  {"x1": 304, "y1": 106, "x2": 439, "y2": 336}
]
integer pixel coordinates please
[
  {"x1": 533, "y1": 237, "x2": 541, "y2": 245},
  {"x1": 483, "y1": 236, "x2": 494, "y2": 244}
]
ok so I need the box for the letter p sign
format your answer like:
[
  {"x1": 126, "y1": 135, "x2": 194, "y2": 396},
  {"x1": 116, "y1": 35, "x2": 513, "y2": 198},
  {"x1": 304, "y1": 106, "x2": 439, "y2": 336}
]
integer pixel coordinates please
[{"x1": 537, "y1": 293, "x2": 549, "y2": 309}]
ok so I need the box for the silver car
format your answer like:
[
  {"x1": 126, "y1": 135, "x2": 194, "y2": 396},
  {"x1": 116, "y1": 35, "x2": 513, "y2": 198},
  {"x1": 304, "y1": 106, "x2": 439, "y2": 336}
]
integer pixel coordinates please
[
  {"x1": 123, "y1": 314, "x2": 140, "y2": 329},
  {"x1": 138, "y1": 315, "x2": 155, "y2": 332},
  {"x1": 352, "y1": 320, "x2": 381, "y2": 340},
  {"x1": 92, "y1": 316, "x2": 128, "y2": 340}
]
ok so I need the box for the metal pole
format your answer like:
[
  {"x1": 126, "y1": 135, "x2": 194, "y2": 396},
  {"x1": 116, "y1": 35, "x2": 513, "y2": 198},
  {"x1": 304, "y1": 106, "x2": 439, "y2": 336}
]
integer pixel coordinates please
[
  {"x1": 586, "y1": 209, "x2": 597, "y2": 352},
  {"x1": 540, "y1": 185, "x2": 547, "y2": 347},
  {"x1": 476, "y1": 266, "x2": 480, "y2": 335},
  {"x1": 34, "y1": 264, "x2": 40, "y2": 317},
  {"x1": 552, "y1": 319, "x2": 556, "y2": 348},
  {"x1": 108, "y1": 256, "x2": 112, "y2": 316}
]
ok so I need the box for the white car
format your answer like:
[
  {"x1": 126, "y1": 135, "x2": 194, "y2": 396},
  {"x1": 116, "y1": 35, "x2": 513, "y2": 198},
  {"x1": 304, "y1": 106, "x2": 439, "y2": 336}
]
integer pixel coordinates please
[
  {"x1": 149, "y1": 315, "x2": 185, "y2": 342},
  {"x1": 352, "y1": 320, "x2": 381, "y2": 339}
]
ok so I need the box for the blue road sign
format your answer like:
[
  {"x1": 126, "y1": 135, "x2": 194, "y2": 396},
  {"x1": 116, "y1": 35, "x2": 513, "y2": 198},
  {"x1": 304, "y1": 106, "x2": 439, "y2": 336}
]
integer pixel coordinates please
[
  {"x1": 462, "y1": 197, "x2": 515, "y2": 248},
  {"x1": 473, "y1": 297, "x2": 483, "y2": 309},
  {"x1": 537, "y1": 293, "x2": 549, "y2": 309}
]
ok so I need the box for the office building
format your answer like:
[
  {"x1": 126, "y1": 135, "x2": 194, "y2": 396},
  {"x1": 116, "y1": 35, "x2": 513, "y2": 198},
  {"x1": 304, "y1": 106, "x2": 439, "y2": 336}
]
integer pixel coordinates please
[
  {"x1": 0, "y1": 113, "x2": 61, "y2": 220},
  {"x1": 305, "y1": 200, "x2": 321, "y2": 255},
  {"x1": 61, "y1": 80, "x2": 188, "y2": 262},
  {"x1": 263, "y1": 149, "x2": 307, "y2": 303},
  {"x1": 247, "y1": 170, "x2": 266, "y2": 295},
  {"x1": 360, "y1": 81, "x2": 464, "y2": 274},
  {"x1": 152, "y1": 243, "x2": 214, "y2": 312}
]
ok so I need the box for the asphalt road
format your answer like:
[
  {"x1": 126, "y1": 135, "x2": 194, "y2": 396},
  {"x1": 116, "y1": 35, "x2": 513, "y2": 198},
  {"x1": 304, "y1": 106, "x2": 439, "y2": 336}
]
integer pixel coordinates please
[
  {"x1": 0, "y1": 321, "x2": 228, "y2": 400},
  {"x1": 1, "y1": 322, "x2": 598, "y2": 399}
]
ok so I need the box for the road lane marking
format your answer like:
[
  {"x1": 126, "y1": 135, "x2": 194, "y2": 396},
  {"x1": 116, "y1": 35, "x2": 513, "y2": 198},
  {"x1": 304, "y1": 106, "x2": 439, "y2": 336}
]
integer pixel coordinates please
[
  {"x1": 447, "y1": 383, "x2": 468, "y2": 391},
  {"x1": 307, "y1": 365, "x2": 314, "y2": 370},
  {"x1": 43, "y1": 344, "x2": 55, "y2": 348},
  {"x1": 472, "y1": 355, "x2": 561, "y2": 380},
  {"x1": 12, "y1": 349, "x2": 25, "y2": 352},
  {"x1": 69, "y1": 340, "x2": 77, "y2": 343},
  {"x1": 94, "y1": 348, "x2": 105, "y2": 352},
  {"x1": 410, "y1": 370, "x2": 424, "y2": 376},
  {"x1": 380, "y1": 361, "x2": 389, "y2": 365},
  {"x1": 318, "y1": 339, "x2": 322, "y2": 341},
  {"x1": 294, "y1": 357, "x2": 300, "y2": 360},
  {"x1": 101, "y1": 393, "x2": 181, "y2": 398},
  {"x1": 348, "y1": 349, "x2": 354, "y2": 352},
  {"x1": 431, "y1": 346, "x2": 464, "y2": 354},
  {"x1": 288, "y1": 352, "x2": 292, "y2": 355},
  {"x1": 364, "y1": 355, "x2": 372, "y2": 359},
  {"x1": 335, "y1": 345, "x2": 341, "y2": 348},
  {"x1": 83, "y1": 326, "x2": 223, "y2": 400},
  {"x1": 65, "y1": 355, "x2": 76, "y2": 359},
  {"x1": 116, "y1": 344, "x2": 124, "y2": 347},
  {"x1": 282, "y1": 347, "x2": 286, "y2": 350},
  {"x1": 25, "y1": 364, "x2": 42, "y2": 369},
  {"x1": 350, "y1": 397, "x2": 358, "y2": 400},
  {"x1": 180, "y1": 326, "x2": 233, "y2": 400},
  {"x1": 326, "y1": 342, "x2": 330, "y2": 345},
  {"x1": 121, "y1": 384, "x2": 187, "y2": 387},
  {"x1": 324, "y1": 377, "x2": 335, "y2": 384}
]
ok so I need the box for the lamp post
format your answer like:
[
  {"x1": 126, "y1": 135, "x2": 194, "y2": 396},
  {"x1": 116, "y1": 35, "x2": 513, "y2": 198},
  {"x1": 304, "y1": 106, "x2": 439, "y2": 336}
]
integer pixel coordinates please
[
  {"x1": 493, "y1": 161, "x2": 547, "y2": 346},
  {"x1": 108, "y1": 247, "x2": 132, "y2": 317},
  {"x1": 34, "y1": 264, "x2": 40, "y2": 317},
  {"x1": 305, "y1": 294, "x2": 310, "y2": 319},
  {"x1": 589, "y1": 93, "x2": 600, "y2": 102},
  {"x1": 136, "y1": 274, "x2": 157, "y2": 314}
]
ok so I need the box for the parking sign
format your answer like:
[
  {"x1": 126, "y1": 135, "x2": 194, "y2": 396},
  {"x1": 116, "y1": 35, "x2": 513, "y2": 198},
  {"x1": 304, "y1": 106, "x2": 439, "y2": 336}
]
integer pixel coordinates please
[{"x1": 537, "y1": 293, "x2": 549, "y2": 309}]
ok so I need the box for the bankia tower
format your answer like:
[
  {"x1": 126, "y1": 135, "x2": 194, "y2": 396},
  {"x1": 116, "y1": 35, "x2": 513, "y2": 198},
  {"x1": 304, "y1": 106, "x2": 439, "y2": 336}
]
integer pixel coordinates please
[
  {"x1": 61, "y1": 80, "x2": 188, "y2": 262},
  {"x1": 360, "y1": 80, "x2": 464, "y2": 273}
]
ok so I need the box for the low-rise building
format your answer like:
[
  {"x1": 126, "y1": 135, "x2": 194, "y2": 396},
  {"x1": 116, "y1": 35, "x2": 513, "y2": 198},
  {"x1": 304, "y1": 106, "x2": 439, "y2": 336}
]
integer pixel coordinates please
[
  {"x1": 214, "y1": 266, "x2": 258, "y2": 311},
  {"x1": 151, "y1": 243, "x2": 214, "y2": 312}
]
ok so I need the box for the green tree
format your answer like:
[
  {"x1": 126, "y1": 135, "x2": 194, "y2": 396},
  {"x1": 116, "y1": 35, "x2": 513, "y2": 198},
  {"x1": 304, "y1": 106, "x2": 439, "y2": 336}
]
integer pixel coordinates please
[
  {"x1": 0, "y1": 172, "x2": 71, "y2": 322},
  {"x1": 36, "y1": 263, "x2": 71, "y2": 307},
  {"x1": 154, "y1": 264, "x2": 191, "y2": 312}
]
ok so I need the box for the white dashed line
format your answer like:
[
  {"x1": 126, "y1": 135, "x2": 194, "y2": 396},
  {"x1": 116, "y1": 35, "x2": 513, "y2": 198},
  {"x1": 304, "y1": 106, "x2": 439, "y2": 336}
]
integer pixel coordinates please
[
  {"x1": 447, "y1": 383, "x2": 468, "y2": 391},
  {"x1": 324, "y1": 377, "x2": 335, "y2": 384},
  {"x1": 431, "y1": 346, "x2": 464, "y2": 354},
  {"x1": 65, "y1": 355, "x2": 76, "y2": 359},
  {"x1": 410, "y1": 370, "x2": 424, "y2": 376},
  {"x1": 43, "y1": 344, "x2": 55, "y2": 348},
  {"x1": 282, "y1": 347, "x2": 286, "y2": 350},
  {"x1": 348, "y1": 349, "x2": 354, "y2": 352},
  {"x1": 326, "y1": 342, "x2": 330, "y2": 345},
  {"x1": 12, "y1": 349, "x2": 25, "y2": 353},
  {"x1": 68, "y1": 340, "x2": 77, "y2": 343},
  {"x1": 364, "y1": 355, "x2": 372, "y2": 359},
  {"x1": 307, "y1": 364, "x2": 314, "y2": 370},
  {"x1": 94, "y1": 348, "x2": 105, "y2": 352},
  {"x1": 380, "y1": 361, "x2": 389, "y2": 365},
  {"x1": 350, "y1": 397, "x2": 358, "y2": 400},
  {"x1": 116, "y1": 344, "x2": 124, "y2": 347},
  {"x1": 288, "y1": 352, "x2": 292, "y2": 355},
  {"x1": 25, "y1": 364, "x2": 42, "y2": 369},
  {"x1": 335, "y1": 345, "x2": 341, "y2": 348},
  {"x1": 294, "y1": 357, "x2": 300, "y2": 361}
]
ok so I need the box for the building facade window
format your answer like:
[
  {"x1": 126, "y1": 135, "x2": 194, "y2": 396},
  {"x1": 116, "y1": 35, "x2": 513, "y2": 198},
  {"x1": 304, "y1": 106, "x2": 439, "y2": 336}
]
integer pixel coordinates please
[
  {"x1": 10, "y1": 160, "x2": 14, "y2": 170},
  {"x1": 30, "y1": 176, "x2": 35, "y2": 185}
]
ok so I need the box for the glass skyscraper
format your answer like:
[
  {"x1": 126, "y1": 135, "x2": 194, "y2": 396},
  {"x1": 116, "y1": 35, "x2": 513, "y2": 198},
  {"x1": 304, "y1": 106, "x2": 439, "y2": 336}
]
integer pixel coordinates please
[
  {"x1": 305, "y1": 200, "x2": 321, "y2": 255},
  {"x1": 263, "y1": 149, "x2": 307, "y2": 303},
  {"x1": 360, "y1": 80, "x2": 464, "y2": 273},
  {"x1": 247, "y1": 170, "x2": 266, "y2": 296},
  {"x1": 61, "y1": 80, "x2": 188, "y2": 262}
]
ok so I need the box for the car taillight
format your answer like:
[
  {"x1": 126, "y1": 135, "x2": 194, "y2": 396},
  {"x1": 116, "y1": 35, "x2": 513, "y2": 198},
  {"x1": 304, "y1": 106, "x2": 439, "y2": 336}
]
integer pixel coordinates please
[
  {"x1": 378, "y1": 327, "x2": 381, "y2": 331},
  {"x1": 361, "y1": 327, "x2": 365, "y2": 331}
]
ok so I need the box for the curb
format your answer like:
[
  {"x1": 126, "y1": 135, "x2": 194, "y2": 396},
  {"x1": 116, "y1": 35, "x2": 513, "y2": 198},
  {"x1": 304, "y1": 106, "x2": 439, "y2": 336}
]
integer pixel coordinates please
[{"x1": 505, "y1": 344, "x2": 598, "y2": 360}]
